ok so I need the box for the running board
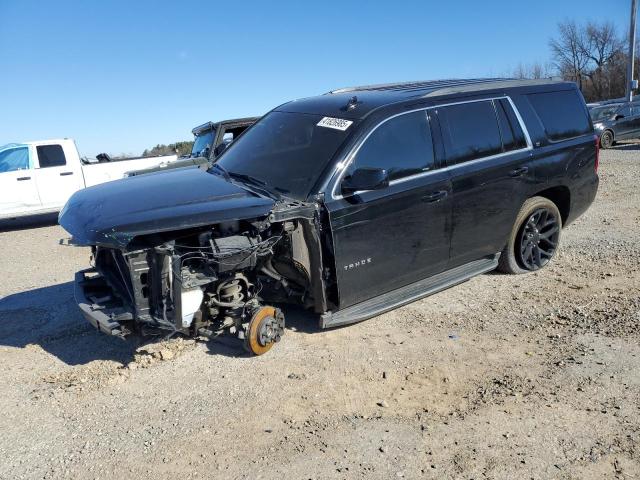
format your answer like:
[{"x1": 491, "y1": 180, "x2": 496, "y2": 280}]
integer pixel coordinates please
[{"x1": 319, "y1": 255, "x2": 499, "y2": 329}]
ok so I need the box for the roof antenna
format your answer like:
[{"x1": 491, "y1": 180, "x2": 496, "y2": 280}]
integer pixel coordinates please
[{"x1": 345, "y1": 95, "x2": 359, "y2": 111}]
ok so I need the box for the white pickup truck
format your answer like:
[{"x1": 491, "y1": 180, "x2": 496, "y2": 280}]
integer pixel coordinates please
[{"x1": 0, "y1": 138, "x2": 176, "y2": 220}]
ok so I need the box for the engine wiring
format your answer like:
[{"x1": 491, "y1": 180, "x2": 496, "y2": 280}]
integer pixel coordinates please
[{"x1": 174, "y1": 234, "x2": 283, "y2": 271}]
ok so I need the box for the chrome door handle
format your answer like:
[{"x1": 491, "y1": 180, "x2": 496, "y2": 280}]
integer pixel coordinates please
[
  {"x1": 422, "y1": 190, "x2": 448, "y2": 203},
  {"x1": 510, "y1": 167, "x2": 529, "y2": 177},
  {"x1": 60, "y1": 171, "x2": 74, "y2": 176},
  {"x1": 17, "y1": 176, "x2": 31, "y2": 181}
]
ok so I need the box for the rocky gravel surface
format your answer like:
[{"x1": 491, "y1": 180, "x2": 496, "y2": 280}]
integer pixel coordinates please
[{"x1": 0, "y1": 145, "x2": 639, "y2": 479}]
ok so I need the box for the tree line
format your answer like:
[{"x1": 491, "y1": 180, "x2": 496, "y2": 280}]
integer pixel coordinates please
[
  {"x1": 142, "y1": 141, "x2": 194, "y2": 158},
  {"x1": 514, "y1": 19, "x2": 635, "y2": 102}
]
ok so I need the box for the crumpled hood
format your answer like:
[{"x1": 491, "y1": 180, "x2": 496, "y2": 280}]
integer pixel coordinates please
[{"x1": 59, "y1": 168, "x2": 275, "y2": 248}]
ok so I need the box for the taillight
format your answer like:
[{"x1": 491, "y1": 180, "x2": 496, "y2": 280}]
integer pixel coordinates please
[{"x1": 594, "y1": 134, "x2": 600, "y2": 173}]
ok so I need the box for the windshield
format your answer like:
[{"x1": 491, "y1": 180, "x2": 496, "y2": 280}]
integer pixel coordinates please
[
  {"x1": 589, "y1": 105, "x2": 621, "y2": 122},
  {"x1": 191, "y1": 129, "x2": 215, "y2": 157},
  {"x1": 215, "y1": 111, "x2": 353, "y2": 200}
]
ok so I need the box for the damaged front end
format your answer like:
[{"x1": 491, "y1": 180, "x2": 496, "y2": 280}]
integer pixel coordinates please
[{"x1": 69, "y1": 203, "x2": 328, "y2": 355}]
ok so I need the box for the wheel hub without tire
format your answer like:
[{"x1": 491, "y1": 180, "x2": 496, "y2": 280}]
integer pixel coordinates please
[{"x1": 244, "y1": 306, "x2": 285, "y2": 355}]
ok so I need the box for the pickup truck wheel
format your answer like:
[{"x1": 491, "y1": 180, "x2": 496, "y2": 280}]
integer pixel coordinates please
[
  {"x1": 243, "y1": 306, "x2": 285, "y2": 356},
  {"x1": 498, "y1": 196, "x2": 562, "y2": 274},
  {"x1": 600, "y1": 130, "x2": 614, "y2": 149}
]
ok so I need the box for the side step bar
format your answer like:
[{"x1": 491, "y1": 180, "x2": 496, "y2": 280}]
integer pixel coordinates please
[{"x1": 319, "y1": 255, "x2": 499, "y2": 329}]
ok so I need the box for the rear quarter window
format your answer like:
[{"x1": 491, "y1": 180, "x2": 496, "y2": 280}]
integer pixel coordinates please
[{"x1": 527, "y1": 90, "x2": 591, "y2": 142}]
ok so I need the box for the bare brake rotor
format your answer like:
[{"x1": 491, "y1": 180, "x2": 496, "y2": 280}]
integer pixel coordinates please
[{"x1": 244, "y1": 306, "x2": 285, "y2": 355}]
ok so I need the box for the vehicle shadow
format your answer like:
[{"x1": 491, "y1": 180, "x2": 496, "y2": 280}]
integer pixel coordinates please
[
  {"x1": 0, "y1": 213, "x2": 59, "y2": 232},
  {"x1": 0, "y1": 281, "x2": 140, "y2": 366},
  {"x1": 0, "y1": 281, "x2": 323, "y2": 362},
  {"x1": 611, "y1": 142, "x2": 640, "y2": 151}
]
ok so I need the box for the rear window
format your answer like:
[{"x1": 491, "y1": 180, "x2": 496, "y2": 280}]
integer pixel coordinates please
[
  {"x1": 527, "y1": 90, "x2": 591, "y2": 141},
  {"x1": 438, "y1": 100, "x2": 503, "y2": 164},
  {"x1": 36, "y1": 144, "x2": 66, "y2": 168}
]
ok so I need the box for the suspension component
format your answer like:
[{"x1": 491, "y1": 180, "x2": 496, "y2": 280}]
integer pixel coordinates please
[{"x1": 209, "y1": 273, "x2": 252, "y2": 307}]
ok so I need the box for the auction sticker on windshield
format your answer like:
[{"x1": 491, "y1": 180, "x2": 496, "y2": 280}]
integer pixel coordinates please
[{"x1": 317, "y1": 117, "x2": 353, "y2": 131}]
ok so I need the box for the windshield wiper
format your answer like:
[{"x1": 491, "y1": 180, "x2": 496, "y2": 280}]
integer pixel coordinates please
[
  {"x1": 228, "y1": 172, "x2": 281, "y2": 199},
  {"x1": 229, "y1": 172, "x2": 267, "y2": 187}
]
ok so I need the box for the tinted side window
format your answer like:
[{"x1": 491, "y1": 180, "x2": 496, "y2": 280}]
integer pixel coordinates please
[
  {"x1": 350, "y1": 110, "x2": 435, "y2": 181},
  {"x1": 527, "y1": 90, "x2": 591, "y2": 141},
  {"x1": 36, "y1": 145, "x2": 66, "y2": 168},
  {"x1": 439, "y1": 100, "x2": 502, "y2": 164},
  {"x1": 496, "y1": 99, "x2": 527, "y2": 151}
]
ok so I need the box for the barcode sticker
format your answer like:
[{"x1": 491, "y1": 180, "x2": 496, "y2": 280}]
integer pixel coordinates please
[{"x1": 317, "y1": 117, "x2": 353, "y2": 131}]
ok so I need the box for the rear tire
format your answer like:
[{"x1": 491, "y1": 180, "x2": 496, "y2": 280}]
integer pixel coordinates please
[
  {"x1": 600, "y1": 130, "x2": 614, "y2": 149},
  {"x1": 497, "y1": 196, "x2": 562, "y2": 274}
]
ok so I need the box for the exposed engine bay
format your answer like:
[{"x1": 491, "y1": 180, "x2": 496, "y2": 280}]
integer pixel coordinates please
[{"x1": 76, "y1": 208, "x2": 332, "y2": 355}]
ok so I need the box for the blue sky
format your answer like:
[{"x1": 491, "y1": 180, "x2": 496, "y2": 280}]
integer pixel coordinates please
[{"x1": 0, "y1": 0, "x2": 632, "y2": 156}]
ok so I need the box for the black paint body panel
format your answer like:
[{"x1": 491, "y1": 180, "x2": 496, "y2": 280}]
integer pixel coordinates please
[{"x1": 59, "y1": 168, "x2": 274, "y2": 248}]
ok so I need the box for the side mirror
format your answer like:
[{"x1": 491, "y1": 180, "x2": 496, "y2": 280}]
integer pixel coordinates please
[
  {"x1": 341, "y1": 167, "x2": 389, "y2": 194},
  {"x1": 614, "y1": 114, "x2": 625, "y2": 120}
]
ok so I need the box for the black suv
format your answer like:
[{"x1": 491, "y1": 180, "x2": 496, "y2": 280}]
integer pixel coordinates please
[
  {"x1": 589, "y1": 101, "x2": 640, "y2": 148},
  {"x1": 60, "y1": 78, "x2": 599, "y2": 355}
]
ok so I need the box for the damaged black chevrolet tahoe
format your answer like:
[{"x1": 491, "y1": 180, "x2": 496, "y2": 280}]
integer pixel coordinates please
[{"x1": 59, "y1": 79, "x2": 599, "y2": 355}]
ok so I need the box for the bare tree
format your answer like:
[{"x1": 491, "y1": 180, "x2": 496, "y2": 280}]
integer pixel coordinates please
[
  {"x1": 549, "y1": 20, "x2": 591, "y2": 90},
  {"x1": 549, "y1": 20, "x2": 626, "y2": 101},
  {"x1": 581, "y1": 21, "x2": 625, "y2": 98},
  {"x1": 513, "y1": 61, "x2": 554, "y2": 79}
]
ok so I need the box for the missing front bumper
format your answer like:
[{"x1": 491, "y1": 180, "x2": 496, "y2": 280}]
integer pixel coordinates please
[{"x1": 74, "y1": 269, "x2": 134, "y2": 336}]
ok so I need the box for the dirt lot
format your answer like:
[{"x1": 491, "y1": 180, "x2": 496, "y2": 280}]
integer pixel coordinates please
[{"x1": 0, "y1": 146, "x2": 639, "y2": 480}]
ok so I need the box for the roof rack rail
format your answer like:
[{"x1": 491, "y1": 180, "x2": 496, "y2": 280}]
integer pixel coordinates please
[{"x1": 326, "y1": 78, "x2": 515, "y2": 95}]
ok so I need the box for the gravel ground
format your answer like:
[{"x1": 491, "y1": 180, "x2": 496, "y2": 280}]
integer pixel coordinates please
[{"x1": 0, "y1": 145, "x2": 639, "y2": 480}]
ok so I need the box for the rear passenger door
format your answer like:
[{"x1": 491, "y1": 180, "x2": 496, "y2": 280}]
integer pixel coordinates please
[
  {"x1": 33, "y1": 143, "x2": 84, "y2": 210},
  {"x1": 436, "y1": 98, "x2": 533, "y2": 267}
]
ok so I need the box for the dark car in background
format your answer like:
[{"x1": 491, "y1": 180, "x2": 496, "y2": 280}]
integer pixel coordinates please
[
  {"x1": 190, "y1": 117, "x2": 259, "y2": 159},
  {"x1": 60, "y1": 78, "x2": 598, "y2": 356},
  {"x1": 126, "y1": 117, "x2": 258, "y2": 177},
  {"x1": 589, "y1": 101, "x2": 640, "y2": 148}
]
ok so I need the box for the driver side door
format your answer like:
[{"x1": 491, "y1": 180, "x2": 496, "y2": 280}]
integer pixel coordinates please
[
  {"x1": 0, "y1": 144, "x2": 41, "y2": 218},
  {"x1": 324, "y1": 109, "x2": 452, "y2": 309}
]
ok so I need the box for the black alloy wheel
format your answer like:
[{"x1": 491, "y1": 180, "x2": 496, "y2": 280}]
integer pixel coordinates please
[{"x1": 517, "y1": 208, "x2": 560, "y2": 271}]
